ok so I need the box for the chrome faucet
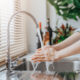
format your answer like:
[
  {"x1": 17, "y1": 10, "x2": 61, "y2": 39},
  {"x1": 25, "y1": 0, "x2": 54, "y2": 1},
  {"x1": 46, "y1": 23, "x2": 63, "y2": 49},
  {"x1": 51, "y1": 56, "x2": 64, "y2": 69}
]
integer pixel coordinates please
[{"x1": 7, "y1": 11, "x2": 43, "y2": 72}]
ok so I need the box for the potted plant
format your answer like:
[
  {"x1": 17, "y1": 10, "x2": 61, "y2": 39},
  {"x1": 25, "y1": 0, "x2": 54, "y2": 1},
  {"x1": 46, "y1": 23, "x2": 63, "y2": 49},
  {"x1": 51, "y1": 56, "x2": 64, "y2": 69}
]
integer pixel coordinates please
[{"x1": 53, "y1": 23, "x2": 75, "y2": 44}]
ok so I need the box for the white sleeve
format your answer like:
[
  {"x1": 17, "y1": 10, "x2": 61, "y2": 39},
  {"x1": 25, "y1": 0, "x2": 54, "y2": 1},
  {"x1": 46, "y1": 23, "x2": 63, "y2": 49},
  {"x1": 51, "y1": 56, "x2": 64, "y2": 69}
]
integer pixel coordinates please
[{"x1": 74, "y1": 28, "x2": 80, "y2": 33}]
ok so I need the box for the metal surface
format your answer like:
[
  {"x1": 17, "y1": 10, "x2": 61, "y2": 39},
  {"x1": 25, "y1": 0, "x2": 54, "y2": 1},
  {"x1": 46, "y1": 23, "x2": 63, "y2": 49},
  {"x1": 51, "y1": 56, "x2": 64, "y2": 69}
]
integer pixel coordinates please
[
  {"x1": 21, "y1": 54, "x2": 80, "y2": 73},
  {"x1": 13, "y1": 60, "x2": 80, "y2": 73}
]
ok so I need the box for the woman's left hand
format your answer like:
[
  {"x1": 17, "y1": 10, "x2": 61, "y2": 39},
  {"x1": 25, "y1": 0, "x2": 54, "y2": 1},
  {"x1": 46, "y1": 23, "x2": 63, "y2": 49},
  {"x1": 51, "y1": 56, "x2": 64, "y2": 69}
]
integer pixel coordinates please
[{"x1": 31, "y1": 46, "x2": 56, "y2": 62}]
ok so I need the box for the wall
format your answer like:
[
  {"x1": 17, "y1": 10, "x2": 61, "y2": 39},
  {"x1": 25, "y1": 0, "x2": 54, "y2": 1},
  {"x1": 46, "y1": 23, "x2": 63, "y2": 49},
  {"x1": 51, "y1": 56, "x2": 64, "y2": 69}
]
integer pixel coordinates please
[
  {"x1": 21, "y1": 0, "x2": 80, "y2": 53},
  {"x1": 21, "y1": 0, "x2": 47, "y2": 53}
]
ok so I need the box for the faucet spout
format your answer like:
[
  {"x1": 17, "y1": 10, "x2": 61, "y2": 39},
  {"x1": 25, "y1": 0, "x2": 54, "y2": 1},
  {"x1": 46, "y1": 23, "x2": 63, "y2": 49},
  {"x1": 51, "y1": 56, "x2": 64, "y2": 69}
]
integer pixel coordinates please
[{"x1": 7, "y1": 11, "x2": 43, "y2": 72}]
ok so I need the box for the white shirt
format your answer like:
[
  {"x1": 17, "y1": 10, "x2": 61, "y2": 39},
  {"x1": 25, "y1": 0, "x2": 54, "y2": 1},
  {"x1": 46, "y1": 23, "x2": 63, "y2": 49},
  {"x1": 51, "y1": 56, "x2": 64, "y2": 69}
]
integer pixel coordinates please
[{"x1": 74, "y1": 28, "x2": 80, "y2": 33}]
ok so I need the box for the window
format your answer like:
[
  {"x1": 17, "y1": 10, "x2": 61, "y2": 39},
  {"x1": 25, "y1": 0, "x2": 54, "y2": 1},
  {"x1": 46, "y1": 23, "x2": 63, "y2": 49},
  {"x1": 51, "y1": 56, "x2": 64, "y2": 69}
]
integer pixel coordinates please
[{"x1": 0, "y1": 0, "x2": 27, "y2": 66}]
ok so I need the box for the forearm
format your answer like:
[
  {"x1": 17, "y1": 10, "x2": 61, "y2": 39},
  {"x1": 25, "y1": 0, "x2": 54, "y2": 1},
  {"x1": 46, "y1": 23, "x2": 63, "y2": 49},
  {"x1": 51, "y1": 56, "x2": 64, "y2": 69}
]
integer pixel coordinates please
[
  {"x1": 53, "y1": 32, "x2": 80, "y2": 51},
  {"x1": 56, "y1": 40, "x2": 80, "y2": 59}
]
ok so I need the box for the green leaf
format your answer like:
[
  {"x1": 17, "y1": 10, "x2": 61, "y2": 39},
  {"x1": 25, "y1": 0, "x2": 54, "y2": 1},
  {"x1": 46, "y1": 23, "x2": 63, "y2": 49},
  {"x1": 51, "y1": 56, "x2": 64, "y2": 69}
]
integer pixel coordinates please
[
  {"x1": 74, "y1": 0, "x2": 80, "y2": 8},
  {"x1": 47, "y1": 0, "x2": 80, "y2": 20},
  {"x1": 68, "y1": 0, "x2": 74, "y2": 4}
]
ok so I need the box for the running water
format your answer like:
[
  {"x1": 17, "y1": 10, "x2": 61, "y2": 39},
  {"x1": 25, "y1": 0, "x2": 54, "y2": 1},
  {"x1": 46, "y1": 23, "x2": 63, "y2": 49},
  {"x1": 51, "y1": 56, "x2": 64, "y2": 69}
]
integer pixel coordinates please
[
  {"x1": 45, "y1": 47, "x2": 55, "y2": 73},
  {"x1": 31, "y1": 62, "x2": 40, "y2": 72},
  {"x1": 31, "y1": 28, "x2": 43, "y2": 72},
  {"x1": 31, "y1": 28, "x2": 54, "y2": 73}
]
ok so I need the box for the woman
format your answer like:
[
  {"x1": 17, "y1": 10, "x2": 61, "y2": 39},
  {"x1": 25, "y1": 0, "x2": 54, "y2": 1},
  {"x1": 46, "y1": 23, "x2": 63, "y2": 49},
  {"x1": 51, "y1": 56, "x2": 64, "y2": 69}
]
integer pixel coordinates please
[{"x1": 32, "y1": 31, "x2": 80, "y2": 62}]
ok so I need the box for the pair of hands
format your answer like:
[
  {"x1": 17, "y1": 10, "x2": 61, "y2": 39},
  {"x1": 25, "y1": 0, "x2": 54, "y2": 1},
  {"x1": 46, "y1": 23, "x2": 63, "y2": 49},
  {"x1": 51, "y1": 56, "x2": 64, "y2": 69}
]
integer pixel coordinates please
[{"x1": 31, "y1": 45, "x2": 62, "y2": 62}]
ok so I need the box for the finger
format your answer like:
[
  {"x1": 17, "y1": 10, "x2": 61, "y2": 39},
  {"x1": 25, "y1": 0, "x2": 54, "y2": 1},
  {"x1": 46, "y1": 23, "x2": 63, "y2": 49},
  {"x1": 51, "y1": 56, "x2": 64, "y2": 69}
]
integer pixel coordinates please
[
  {"x1": 34, "y1": 58, "x2": 52, "y2": 62},
  {"x1": 32, "y1": 53, "x2": 43, "y2": 57},
  {"x1": 32, "y1": 56, "x2": 45, "y2": 60},
  {"x1": 54, "y1": 59, "x2": 58, "y2": 62},
  {"x1": 33, "y1": 59, "x2": 47, "y2": 62},
  {"x1": 33, "y1": 53, "x2": 44, "y2": 57},
  {"x1": 32, "y1": 55, "x2": 45, "y2": 59},
  {"x1": 35, "y1": 48, "x2": 42, "y2": 53},
  {"x1": 33, "y1": 59, "x2": 45, "y2": 63},
  {"x1": 32, "y1": 56, "x2": 45, "y2": 61},
  {"x1": 35, "y1": 50, "x2": 44, "y2": 54},
  {"x1": 33, "y1": 52, "x2": 49, "y2": 59},
  {"x1": 35, "y1": 51, "x2": 41, "y2": 53},
  {"x1": 35, "y1": 51, "x2": 41, "y2": 54},
  {"x1": 35, "y1": 46, "x2": 50, "y2": 54},
  {"x1": 33, "y1": 57, "x2": 52, "y2": 62},
  {"x1": 54, "y1": 57, "x2": 60, "y2": 62},
  {"x1": 44, "y1": 45, "x2": 49, "y2": 48},
  {"x1": 36, "y1": 48, "x2": 42, "y2": 52},
  {"x1": 36, "y1": 48, "x2": 41, "y2": 50},
  {"x1": 43, "y1": 45, "x2": 52, "y2": 49}
]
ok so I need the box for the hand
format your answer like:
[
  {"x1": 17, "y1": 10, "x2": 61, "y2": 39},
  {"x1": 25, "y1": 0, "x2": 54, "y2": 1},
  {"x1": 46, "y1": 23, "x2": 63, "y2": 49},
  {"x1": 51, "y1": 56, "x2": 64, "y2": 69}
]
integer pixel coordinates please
[{"x1": 31, "y1": 45, "x2": 56, "y2": 62}]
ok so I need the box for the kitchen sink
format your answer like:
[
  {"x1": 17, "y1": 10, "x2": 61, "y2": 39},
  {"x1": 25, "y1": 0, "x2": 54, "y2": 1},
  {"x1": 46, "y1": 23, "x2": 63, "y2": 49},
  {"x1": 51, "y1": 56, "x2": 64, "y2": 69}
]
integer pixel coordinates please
[{"x1": 14, "y1": 54, "x2": 80, "y2": 73}]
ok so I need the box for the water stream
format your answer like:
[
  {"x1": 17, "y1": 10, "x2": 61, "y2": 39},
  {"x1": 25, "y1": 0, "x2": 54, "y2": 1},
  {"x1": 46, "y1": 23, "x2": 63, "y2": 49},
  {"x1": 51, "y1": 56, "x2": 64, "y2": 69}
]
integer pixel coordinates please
[{"x1": 31, "y1": 28, "x2": 54, "y2": 73}]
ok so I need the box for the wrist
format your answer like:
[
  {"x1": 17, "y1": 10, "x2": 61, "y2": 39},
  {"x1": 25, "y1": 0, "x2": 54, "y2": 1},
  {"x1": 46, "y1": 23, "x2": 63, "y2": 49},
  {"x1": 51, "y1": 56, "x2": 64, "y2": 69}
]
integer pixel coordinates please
[
  {"x1": 52, "y1": 45, "x2": 60, "y2": 51},
  {"x1": 54, "y1": 51, "x2": 63, "y2": 61}
]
